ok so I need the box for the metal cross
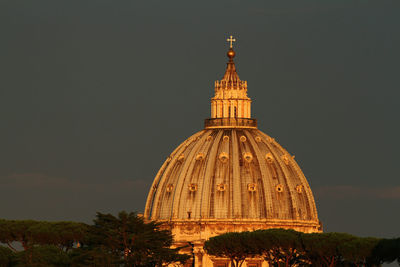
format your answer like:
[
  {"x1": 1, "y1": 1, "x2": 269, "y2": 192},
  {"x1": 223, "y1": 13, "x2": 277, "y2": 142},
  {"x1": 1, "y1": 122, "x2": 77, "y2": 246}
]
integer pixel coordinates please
[{"x1": 227, "y1": 35, "x2": 236, "y2": 48}]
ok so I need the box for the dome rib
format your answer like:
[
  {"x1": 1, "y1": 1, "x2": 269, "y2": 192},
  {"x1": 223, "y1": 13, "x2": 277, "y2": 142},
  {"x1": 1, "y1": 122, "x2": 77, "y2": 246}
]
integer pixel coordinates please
[
  {"x1": 231, "y1": 130, "x2": 242, "y2": 219},
  {"x1": 193, "y1": 130, "x2": 215, "y2": 219},
  {"x1": 174, "y1": 132, "x2": 208, "y2": 220},
  {"x1": 270, "y1": 148, "x2": 298, "y2": 220},
  {"x1": 244, "y1": 130, "x2": 274, "y2": 218},
  {"x1": 200, "y1": 130, "x2": 223, "y2": 219},
  {"x1": 290, "y1": 156, "x2": 319, "y2": 219}
]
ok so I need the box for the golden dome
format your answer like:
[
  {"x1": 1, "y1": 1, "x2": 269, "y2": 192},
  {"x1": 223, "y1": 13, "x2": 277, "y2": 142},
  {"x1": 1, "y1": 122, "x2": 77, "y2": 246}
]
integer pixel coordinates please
[
  {"x1": 144, "y1": 38, "x2": 321, "y2": 247},
  {"x1": 144, "y1": 128, "x2": 320, "y2": 229}
]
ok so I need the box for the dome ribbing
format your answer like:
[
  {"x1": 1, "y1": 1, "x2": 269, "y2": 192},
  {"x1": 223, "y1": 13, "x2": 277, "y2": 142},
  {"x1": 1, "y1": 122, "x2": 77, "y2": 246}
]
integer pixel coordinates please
[{"x1": 145, "y1": 128, "x2": 319, "y2": 228}]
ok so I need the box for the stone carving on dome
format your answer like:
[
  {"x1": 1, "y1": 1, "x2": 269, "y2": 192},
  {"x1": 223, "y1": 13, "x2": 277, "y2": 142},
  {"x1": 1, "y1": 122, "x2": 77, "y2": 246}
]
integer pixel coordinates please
[
  {"x1": 188, "y1": 183, "x2": 198, "y2": 192},
  {"x1": 166, "y1": 184, "x2": 174, "y2": 193},
  {"x1": 195, "y1": 152, "x2": 205, "y2": 161},
  {"x1": 166, "y1": 156, "x2": 172, "y2": 163},
  {"x1": 240, "y1": 135, "x2": 247, "y2": 142},
  {"x1": 216, "y1": 183, "x2": 226, "y2": 192},
  {"x1": 223, "y1": 135, "x2": 229, "y2": 142},
  {"x1": 206, "y1": 135, "x2": 213, "y2": 141},
  {"x1": 267, "y1": 136, "x2": 275, "y2": 143},
  {"x1": 296, "y1": 184, "x2": 303, "y2": 193},
  {"x1": 265, "y1": 152, "x2": 274, "y2": 163},
  {"x1": 178, "y1": 154, "x2": 185, "y2": 162},
  {"x1": 275, "y1": 184, "x2": 284, "y2": 192},
  {"x1": 281, "y1": 154, "x2": 290, "y2": 165},
  {"x1": 218, "y1": 152, "x2": 229, "y2": 163},
  {"x1": 243, "y1": 152, "x2": 253, "y2": 163},
  {"x1": 255, "y1": 136, "x2": 262, "y2": 142},
  {"x1": 247, "y1": 183, "x2": 257, "y2": 192}
]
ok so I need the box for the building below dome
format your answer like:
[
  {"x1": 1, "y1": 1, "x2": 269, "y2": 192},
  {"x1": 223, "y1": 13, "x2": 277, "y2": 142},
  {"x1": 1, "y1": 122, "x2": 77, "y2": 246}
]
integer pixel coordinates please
[{"x1": 144, "y1": 37, "x2": 322, "y2": 267}]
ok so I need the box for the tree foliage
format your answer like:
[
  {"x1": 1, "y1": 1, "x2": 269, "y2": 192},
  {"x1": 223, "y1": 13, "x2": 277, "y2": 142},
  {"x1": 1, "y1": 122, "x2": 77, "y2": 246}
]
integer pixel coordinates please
[
  {"x1": 1, "y1": 216, "x2": 400, "y2": 267},
  {"x1": 0, "y1": 246, "x2": 15, "y2": 267},
  {"x1": 204, "y1": 231, "x2": 257, "y2": 267},
  {"x1": 369, "y1": 237, "x2": 400, "y2": 266},
  {"x1": 0, "y1": 219, "x2": 87, "y2": 253},
  {"x1": 15, "y1": 245, "x2": 70, "y2": 267},
  {"x1": 73, "y1": 211, "x2": 189, "y2": 266},
  {"x1": 0, "y1": 212, "x2": 189, "y2": 267},
  {"x1": 339, "y1": 236, "x2": 381, "y2": 267},
  {"x1": 204, "y1": 228, "x2": 400, "y2": 267},
  {"x1": 301, "y1": 232, "x2": 357, "y2": 266},
  {"x1": 252, "y1": 229, "x2": 305, "y2": 267}
]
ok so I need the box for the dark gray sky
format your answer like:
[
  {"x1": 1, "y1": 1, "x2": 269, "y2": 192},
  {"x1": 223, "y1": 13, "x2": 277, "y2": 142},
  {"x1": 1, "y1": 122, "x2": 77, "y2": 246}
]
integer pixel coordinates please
[{"x1": 1, "y1": 0, "x2": 399, "y2": 239}]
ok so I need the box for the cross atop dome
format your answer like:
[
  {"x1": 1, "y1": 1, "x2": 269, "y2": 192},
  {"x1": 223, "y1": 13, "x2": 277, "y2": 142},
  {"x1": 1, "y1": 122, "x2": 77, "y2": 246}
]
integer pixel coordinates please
[{"x1": 226, "y1": 35, "x2": 236, "y2": 49}]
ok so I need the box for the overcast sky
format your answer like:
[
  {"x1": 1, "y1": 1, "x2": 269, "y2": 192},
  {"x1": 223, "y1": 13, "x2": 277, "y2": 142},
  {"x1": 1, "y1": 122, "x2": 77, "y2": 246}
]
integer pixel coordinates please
[{"x1": 0, "y1": 1, "x2": 399, "y2": 239}]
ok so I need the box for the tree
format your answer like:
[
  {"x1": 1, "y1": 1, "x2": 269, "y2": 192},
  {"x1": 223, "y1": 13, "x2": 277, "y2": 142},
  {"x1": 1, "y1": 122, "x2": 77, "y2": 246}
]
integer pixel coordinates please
[
  {"x1": 301, "y1": 232, "x2": 356, "y2": 267},
  {"x1": 0, "y1": 219, "x2": 88, "y2": 266},
  {"x1": 0, "y1": 219, "x2": 41, "y2": 265},
  {"x1": 369, "y1": 237, "x2": 400, "y2": 266},
  {"x1": 29, "y1": 221, "x2": 88, "y2": 251},
  {"x1": 339, "y1": 236, "x2": 380, "y2": 267},
  {"x1": 251, "y1": 229, "x2": 305, "y2": 267},
  {"x1": 81, "y1": 211, "x2": 189, "y2": 267},
  {"x1": 0, "y1": 246, "x2": 15, "y2": 267},
  {"x1": 14, "y1": 245, "x2": 71, "y2": 267},
  {"x1": 204, "y1": 231, "x2": 257, "y2": 267},
  {"x1": 0, "y1": 219, "x2": 87, "y2": 252},
  {"x1": 0, "y1": 219, "x2": 38, "y2": 252},
  {"x1": 68, "y1": 246, "x2": 119, "y2": 267}
]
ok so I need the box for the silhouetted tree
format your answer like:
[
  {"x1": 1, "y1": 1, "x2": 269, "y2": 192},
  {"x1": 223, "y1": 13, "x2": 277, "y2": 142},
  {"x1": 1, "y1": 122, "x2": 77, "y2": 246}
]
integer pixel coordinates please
[
  {"x1": 0, "y1": 246, "x2": 15, "y2": 267},
  {"x1": 29, "y1": 221, "x2": 87, "y2": 251},
  {"x1": 301, "y1": 232, "x2": 356, "y2": 267},
  {"x1": 0, "y1": 220, "x2": 87, "y2": 251},
  {"x1": 79, "y1": 211, "x2": 189, "y2": 267},
  {"x1": 252, "y1": 229, "x2": 305, "y2": 267},
  {"x1": 0, "y1": 220, "x2": 37, "y2": 252},
  {"x1": 204, "y1": 231, "x2": 257, "y2": 267},
  {"x1": 369, "y1": 237, "x2": 400, "y2": 266},
  {"x1": 338, "y1": 236, "x2": 381, "y2": 267},
  {"x1": 15, "y1": 245, "x2": 70, "y2": 267}
]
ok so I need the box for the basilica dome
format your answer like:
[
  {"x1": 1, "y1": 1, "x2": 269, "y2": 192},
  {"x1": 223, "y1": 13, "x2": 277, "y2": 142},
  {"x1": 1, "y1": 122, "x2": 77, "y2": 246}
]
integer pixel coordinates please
[
  {"x1": 144, "y1": 41, "x2": 321, "y2": 248},
  {"x1": 145, "y1": 127, "x2": 319, "y2": 225}
]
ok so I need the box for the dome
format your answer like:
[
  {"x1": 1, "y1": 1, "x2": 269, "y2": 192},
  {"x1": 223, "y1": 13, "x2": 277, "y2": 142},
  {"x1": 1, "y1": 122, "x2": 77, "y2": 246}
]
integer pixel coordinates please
[
  {"x1": 144, "y1": 128, "x2": 320, "y2": 231},
  {"x1": 144, "y1": 40, "x2": 321, "y2": 249}
]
